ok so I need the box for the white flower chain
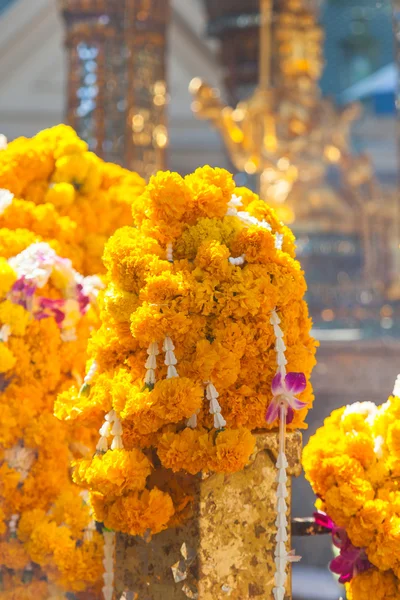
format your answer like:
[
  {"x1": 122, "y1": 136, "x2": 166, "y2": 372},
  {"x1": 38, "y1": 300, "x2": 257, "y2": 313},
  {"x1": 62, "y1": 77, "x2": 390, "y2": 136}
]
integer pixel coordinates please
[
  {"x1": 102, "y1": 530, "x2": 115, "y2": 600},
  {"x1": 270, "y1": 309, "x2": 300, "y2": 600}
]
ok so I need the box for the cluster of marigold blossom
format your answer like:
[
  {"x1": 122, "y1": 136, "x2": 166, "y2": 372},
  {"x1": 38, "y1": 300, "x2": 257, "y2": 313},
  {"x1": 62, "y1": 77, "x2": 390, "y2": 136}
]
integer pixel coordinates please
[
  {"x1": 56, "y1": 166, "x2": 317, "y2": 538},
  {"x1": 303, "y1": 385, "x2": 400, "y2": 600},
  {"x1": 0, "y1": 126, "x2": 144, "y2": 599},
  {"x1": 0, "y1": 124, "x2": 144, "y2": 275}
]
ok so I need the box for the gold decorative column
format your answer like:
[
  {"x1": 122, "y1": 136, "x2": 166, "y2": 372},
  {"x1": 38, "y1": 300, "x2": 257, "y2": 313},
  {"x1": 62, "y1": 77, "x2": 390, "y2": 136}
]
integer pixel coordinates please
[
  {"x1": 59, "y1": 0, "x2": 169, "y2": 178},
  {"x1": 115, "y1": 432, "x2": 302, "y2": 600}
]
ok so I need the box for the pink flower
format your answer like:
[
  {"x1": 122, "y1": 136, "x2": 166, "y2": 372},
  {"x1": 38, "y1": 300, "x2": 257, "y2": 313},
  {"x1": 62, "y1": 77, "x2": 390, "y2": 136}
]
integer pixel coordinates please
[
  {"x1": 265, "y1": 371, "x2": 307, "y2": 424},
  {"x1": 314, "y1": 512, "x2": 372, "y2": 584},
  {"x1": 76, "y1": 283, "x2": 90, "y2": 315}
]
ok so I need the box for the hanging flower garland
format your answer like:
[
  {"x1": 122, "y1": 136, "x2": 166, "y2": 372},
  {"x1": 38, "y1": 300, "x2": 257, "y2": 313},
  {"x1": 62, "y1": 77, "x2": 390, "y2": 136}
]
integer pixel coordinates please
[
  {"x1": 303, "y1": 381, "x2": 400, "y2": 600},
  {"x1": 0, "y1": 124, "x2": 145, "y2": 598},
  {"x1": 57, "y1": 166, "x2": 317, "y2": 547},
  {"x1": 0, "y1": 124, "x2": 145, "y2": 275},
  {"x1": 0, "y1": 244, "x2": 105, "y2": 596}
]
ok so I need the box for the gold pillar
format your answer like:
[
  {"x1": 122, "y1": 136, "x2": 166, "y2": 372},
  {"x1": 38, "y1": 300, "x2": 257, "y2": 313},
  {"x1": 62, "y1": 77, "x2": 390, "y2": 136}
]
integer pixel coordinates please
[
  {"x1": 115, "y1": 431, "x2": 302, "y2": 600},
  {"x1": 59, "y1": 0, "x2": 169, "y2": 178}
]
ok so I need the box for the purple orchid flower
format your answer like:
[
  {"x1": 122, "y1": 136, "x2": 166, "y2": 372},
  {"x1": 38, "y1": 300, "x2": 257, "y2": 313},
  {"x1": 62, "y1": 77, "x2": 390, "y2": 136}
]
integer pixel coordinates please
[
  {"x1": 36, "y1": 297, "x2": 66, "y2": 324},
  {"x1": 9, "y1": 277, "x2": 37, "y2": 309},
  {"x1": 314, "y1": 512, "x2": 372, "y2": 584},
  {"x1": 265, "y1": 371, "x2": 307, "y2": 424},
  {"x1": 76, "y1": 283, "x2": 90, "y2": 315}
]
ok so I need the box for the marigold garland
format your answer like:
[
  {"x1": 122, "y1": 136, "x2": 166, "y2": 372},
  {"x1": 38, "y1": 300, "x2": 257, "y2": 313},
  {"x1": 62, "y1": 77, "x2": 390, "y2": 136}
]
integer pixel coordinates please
[
  {"x1": 303, "y1": 390, "x2": 400, "y2": 599},
  {"x1": 58, "y1": 166, "x2": 317, "y2": 538},
  {"x1": 0, "y1": 125, "x2": 144, "y2": 274},
  {"x1": 0, "y1": 126, "x2": 144, "y2": 598},
  {"x1": 0, "y1": 244, "x2": 105, "y2": 596}
]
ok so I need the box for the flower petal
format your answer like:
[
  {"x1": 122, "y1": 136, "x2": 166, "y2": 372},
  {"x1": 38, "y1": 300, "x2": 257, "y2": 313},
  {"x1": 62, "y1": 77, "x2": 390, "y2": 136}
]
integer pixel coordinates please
[
  {"x1": 265, "y1": 399, "x2": 280, "y2": 424},
  {"x1": 286, "y1": 406, "x2": 294, "y2": 425},
  {"x1": 313, "y1": 512, "x2": 334, "y2": 531},
  {"x1": 290, "y1": 397, "x2": 308, "y2": 411},
  {"x1": 285, "y1": 372, "x2": 306, "y2": 395},
  {"x1": 271, "y1": 372, "x2": 284, "y2": 395}
]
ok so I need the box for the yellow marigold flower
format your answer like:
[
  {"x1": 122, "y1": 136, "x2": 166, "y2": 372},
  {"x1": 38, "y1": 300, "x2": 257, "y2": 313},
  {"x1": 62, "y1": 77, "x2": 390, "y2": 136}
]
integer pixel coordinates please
[
  {"x1": 346, "y1": 569, "x2": 400, "y2": 600},
  {"x1": 185, "y1": 166, "x2": 235, "y2": 220},
  {"x1": 175, "y1": 216, "x2": 241, "y2": 260},
  {"x1": 134, "y1": 170, "x2": 190, "y2": 228},
  {"x1": 73, "y1": 448, "x2": 152, "y2": 497},
  {"x1": 157, "y1": 428, "x2": 212, "y2": 474},
  {"x1": 93, "y1": 488, "x2": 175, "y2": 536},
  {"x1": 0, "y1": 506, "x2": 6, "y2": 535},
  {"x1": 0, "y1": 300, "x2": 30, "y2": 336},
  {"x1": 0, "y1": 580, "x2": 49, "y2": 600},
  {"x1": 344, "y1": 431, "x2": 376, "y2": 468},
  {"x1": 45, "y1": 182, "x2": 76, "y2": 208},
  {"x1": 53, "y1": 152, "x2": 102, "y2": 195},
  {"x1": 0, "y1": 540, "x2": 30, "y2": 570},
  {"x1": 0, "y1": 257, "x2": 16, "y2": 297},
  {"x1": 103, "y1": 226, "x2": 167, "y2": 293},
  {"x1": 53, "y1": 532, "x2": 104, "y2": 592},
  {"x1": 50, "y1": 487, "x2": 91, "y2": 537},
  {"x1": 209, "y1": 428, "x2": 256, "y2": 473},
  {"x1": 387, "y1": 421, "x2": 400, "y2": 458},
  {"x1": 151, "y1": 378, "x2": 203, "y2": 423},
  {"x1": 194, "y1": 239, "x2": 232, "y2": 281},
  {"x1": 0, "y1": 344, "x2": 16, "y2": 373},
  {"x1": 231, "y1": 225, "x2": 276, "y2": 264},
  {"x1": 0, "y1": 228, "x2": 39, "y2": 259}
]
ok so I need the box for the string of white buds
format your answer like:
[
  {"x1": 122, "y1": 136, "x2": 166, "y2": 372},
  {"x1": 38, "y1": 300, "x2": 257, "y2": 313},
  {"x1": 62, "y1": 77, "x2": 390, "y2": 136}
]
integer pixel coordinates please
[
  {"x1": 270, "y1": 309, "x2": 300, "y2": 600},
  {"x1": 0, "y1": 324, "x2": 11, "y2": 342},
  {"x1": 102, "y1": 530, "x2": 116, "y2": 600},
  {"x1": 163, "y1": 336, "x2": 178, "y2": 379},
  {"x1": 226, "y1": 192, "x2": 271, "y2": 230},
  {"x1": 0, "y1": 188, "x2": 13, "y2": 215},
  {"x1": 270, "y1": 310, "x2": 287, "y2": 377},
  {"x1": 274, "y1": 233, "x2": 284, "y2": 250},
  {"x1": 84, "y1": 519, "x2": 97, "y2": 542},
  {"x1": 227, "y1": 194, "x2": 287, "y2": 252},
  {"x1": 206, "y1": 381, "x2": 226, "y2": 429},
  {"x1": 109, "y1": 410, "x2": 124, "y2": 450},
  {"x1": 229, "y1": 254, "x2": 246, "y2": 266},
  {"x1": 96, "y1": 409, "x2": 124, "y2": 452},
  {"x1": 9, "y1": 514, "x2": 19, "y2": 536},
  {"x1": 80, "y1": 490, "x2": 97, "y2": 542},
  {"x1": 226, "y1": 193, "x2": 243, "y2": 216},
  {"x1": 79, "y1": 360, "x2": 98, "y2": 397},
  {"x1": 166, "y1": 242, "x2": 174, "y2": 263},
  {"x1": 84, "y1": 360, "x2": 98, "y2": 385},
  {"x1": 145, "y1": 341, "x2": 159, "y2": 386}
]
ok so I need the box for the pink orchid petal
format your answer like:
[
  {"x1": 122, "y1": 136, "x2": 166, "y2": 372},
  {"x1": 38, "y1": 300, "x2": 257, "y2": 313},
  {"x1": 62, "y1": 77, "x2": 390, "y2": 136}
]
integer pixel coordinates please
[
  {"x1": 313, "y1": 512, "x2": 334, "y2": 531},
  {"x1": 290, "y1": 397, "x2": 308, "y2": 411},
  {"x1": 285, "y1": 372, "x2": 306, "y2": 395},
  {"x1": 271, "y1": 372, "x2": 284, "y2": 395},
  {"x1": 286, "y1": 406, "x2": 294, "y2": 424},
  {"x1": 265, "y1": 400, "x2": 280, "y2": 424},
  {"x1": 332, "y1": 527, "x2": 349, "y2": 550}
]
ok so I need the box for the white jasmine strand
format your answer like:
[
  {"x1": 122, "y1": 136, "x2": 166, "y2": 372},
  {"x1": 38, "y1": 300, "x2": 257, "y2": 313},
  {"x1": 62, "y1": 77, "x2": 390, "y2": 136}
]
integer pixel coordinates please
[
  {"x1": 84, "y1": 360, "x2": 98, "y2": 385},
  {"x1": 270, "y1": 309, "x2": 300, "y2": 600},
  {"x1": 206, "y1": 381, "x2": 226, "y2": 429},
  {"x1": 145, "y1": 341, "x2": 159, "y2": 387},
  {"x1": 0, "y1": 189, "x2": 13, "y2": 215},
  {"x1": 166, "y1": 242, "x2": 174, "y2": 263},
  {"x1": 163, "y1": 336, "x2": 179, "y2": 378},
  {"x1": 229, "y1": 254, "x2": 246, "y2": 266},
  {"x1": 102, "y1": 531, "x2": 116, "y2": 600}
]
